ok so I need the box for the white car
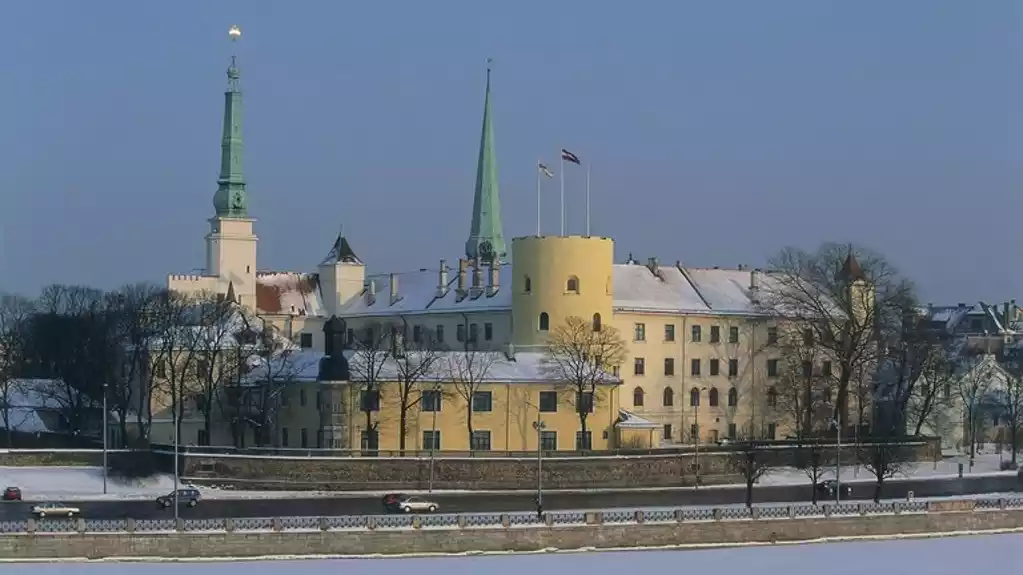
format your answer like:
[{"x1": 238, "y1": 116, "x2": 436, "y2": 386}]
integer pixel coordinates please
[
  {"x1": 32, "y1": 502, "x2": 80, "y2": 518},
  {"x1": 397, "y1": 496, "x2": 439, "y2": 513}
]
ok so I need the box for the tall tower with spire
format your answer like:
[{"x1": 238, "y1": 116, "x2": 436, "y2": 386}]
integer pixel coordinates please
[
  {"x1": 205, "y1": 25, "x2": 258, "y2": 309},
  {"x1": 464, "y1": 62, "x2": 505, "y2": 264}
]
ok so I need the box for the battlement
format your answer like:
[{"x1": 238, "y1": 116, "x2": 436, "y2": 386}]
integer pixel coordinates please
[{"x1": 168, "y1": 274, "x2": 212, "y2": 283}]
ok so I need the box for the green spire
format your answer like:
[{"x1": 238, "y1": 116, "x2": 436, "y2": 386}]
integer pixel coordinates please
[
  {"x1": 212, "y1": 50, "x2": 247, "y2": 218},
  {"x1": 464, "y1": 61, "x2": 505, "y2": 263}
]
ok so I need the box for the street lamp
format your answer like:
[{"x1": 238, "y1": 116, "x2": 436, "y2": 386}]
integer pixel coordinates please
[
  {"x1": 830, "y1": 414, "x2": 842, "y2": 504},
  {"x1": 533, "y1": 416, "x2": 547, "y2": 512},
  {"x1": 693, "y1": 386, "x2": 707, "y2": 486},
  {"x1": 427, "y1": 384, "x2": 441, "y2": 492},
  {"x1": 102, "y1": 382, "x2": 108, "y2": 495}
]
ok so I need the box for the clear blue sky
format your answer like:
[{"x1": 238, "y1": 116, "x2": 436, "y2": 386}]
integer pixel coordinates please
[{"x1": 1, "y1": 1, "x2": 1020, "y2": 303}]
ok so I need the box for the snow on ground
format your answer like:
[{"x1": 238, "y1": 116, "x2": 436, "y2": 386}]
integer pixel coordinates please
[
  {"x1": 759, "y1": 449, "x2": 1013, "y2": 486},
  {"x1": 0, "y1": 533, "x2": 1019, "y2": 572}
]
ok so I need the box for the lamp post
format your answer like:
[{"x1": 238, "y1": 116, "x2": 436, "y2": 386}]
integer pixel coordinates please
[
  {"x1": 693, "y1": 386, "x2": 707, "y2": 486},
  {"x1": 533, "y1": 417, "x2": 547, "y2": 511},
  {"x1": 173, "y1": 377, "x2": 180, "y2": 521},
  {"x1": 102, "y1": 382, "x2": 108, "y2": 495},
  {"x1": 427, "y1": 384, "x2": 441, "y2": 492},
  {"x1": 831, "y1": 413, "x2": 842, "y2": 504}
]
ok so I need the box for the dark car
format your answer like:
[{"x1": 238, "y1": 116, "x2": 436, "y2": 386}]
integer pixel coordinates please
[
  {"x1": 2, "y1": 487, "x2": 21, "y2": 501},
  {"x1": 815, "y1": 480, "x2": 853, "y2": 498},
  {"x1": 156, "y1": 488, "x2": 201, "y2": 508},
  {"x1": 382, "y1": 493, "x2": 408, "y2": 513}
]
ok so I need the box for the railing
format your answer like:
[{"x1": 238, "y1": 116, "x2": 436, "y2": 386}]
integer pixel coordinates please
[{"x1": 3, "y1": 497, "x2": 1019, "y2": 535}]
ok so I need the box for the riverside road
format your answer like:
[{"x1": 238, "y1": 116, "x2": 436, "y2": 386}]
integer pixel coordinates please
[{"x1": 0, "y1": 475, "x2": 1015, "y2": 520}]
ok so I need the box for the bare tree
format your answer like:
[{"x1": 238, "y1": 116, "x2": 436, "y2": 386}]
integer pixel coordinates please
[
  {"x1": 446, "y1": 328, "x2": 496, "y2": 449},
  {"x1": 0, "y1": 294, "x2": 34, "y2": 445},
  {"x1": 772, "y1": 326, "x2": 831, "y2": 442},
  {"x1": 856, "y1": 439, "x2": 911, "y2": 502},
  {"x1": 542, "y1": 316, "x2": 627, "y2": 450},
  {"x1": 997, "y1": 350, "x2": 1023, "y2": 466},
  {"x1": 191, "y1": 292, "x2": 245, "y2": 446},
  {"x1": 729, "y1": 439, "x2": 777, "y2": 508},
  {"x1": 794, "y1": 440, "x2": 828, "y2": 505},
  {"x1": 762, "y1": 243, "x2": 914, "y2": 431},
  {"x1": 905, "y1": 342, "x2": 958, "y2": 437},
  {"x1": 148, "y1": 290, "x2": 204, "y2": 446},
  {"x1": 957, "y1": 354, "x2": 993, "y2": 465},
  {"x1": 393, "y1": 318, "x2": 440, "y2": 454},
  {"x1": 347, "y1": 322, "x2": 393, "y2": 453}
]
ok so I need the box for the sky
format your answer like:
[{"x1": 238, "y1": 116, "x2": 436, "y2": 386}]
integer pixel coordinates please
[{"x1": 1, "y1": 1, "x2": 1021, "y2": 303}]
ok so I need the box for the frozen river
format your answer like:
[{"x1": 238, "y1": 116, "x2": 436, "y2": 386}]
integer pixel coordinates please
[{"x1": 0, "y1": 533, "x2": 1020, "y2": 574}]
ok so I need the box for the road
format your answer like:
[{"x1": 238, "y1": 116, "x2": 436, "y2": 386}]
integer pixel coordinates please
[{"x1": 0, "y1": 475, "x2": 1015, "y2": 520}]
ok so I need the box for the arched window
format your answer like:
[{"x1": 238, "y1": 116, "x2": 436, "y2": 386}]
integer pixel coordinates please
[
  {"x1": 662, "y1": 387, "x2": 674, "y2": 407},
  {"x1": 708, "y1": 387, "x2": 719, "y2": 407},
  {"x1": 524, "y1": 276, "x2": 532, "y2": 293},
  {"x1": 567, "y1": 276, "x2": 580, "y2": 293},
  {"x1": 767, "y1": 386, "x2": 778, "y2": 407},
  {"x1": 690, "y1": 388, "x2": 700, "y2": 407},
  {"x1": 539, "y1": 312, "x2": 550, "y2": 331},
  {"x1": 728, "y1": 387, "x2": 738, "y2": 407},
  {"x1": 592, "y1": 313, "x2": 602, "y2": 332},
  {"x1": 633, "y1": 387, "x2": 645, "y2": 407}
]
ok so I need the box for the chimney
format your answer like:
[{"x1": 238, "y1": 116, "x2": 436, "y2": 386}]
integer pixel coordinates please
[
  {"x1": 389, "y1": 273, "x2": 400, "y2": 306},
  {"x1": 749, "y1": 269, "x2": 761, "y2": 304},
  {"x1": 457, "y1": 258, "x2": 468, "y2": 295},
  {"x1": 487, "y1": 261, "x2": 500, "y2": 297},
  {"x1": 958, "y1": 302, "x2": 966, "y2": 309},
  {"x1": 738, "y1": 264, "x2": 745, "y2": 271},
  {"x1": 437, "y1": 259, "x2": 449, "y2": 298},
  {"x1": 646, "y1": 257, "x2": 658, "y2": 273},
  {"x1": 470, "y1": 263, "x2": 484, "y2": 297},
  {"x1": 1004, "y1": 301, "x2": 1011, "y2": 331},
  {"x1": 366, "y1": 279, "x2": 376, "y2": 304}
]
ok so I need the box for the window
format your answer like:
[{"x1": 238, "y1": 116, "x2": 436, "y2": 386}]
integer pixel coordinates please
[
  {"x1": 690, "y1": 388, "x2": 700, "y2": 406},
  {"x1": 469, "y1": 323, "x2": 479, "y2": 342},
  {"x1": 472, "y1": 391, "x2": 493, "y2": 412},
  {"x1": 413, "y1": 325, "x2": 423, "y2": 343},
  {"x1": 471, "y1": 430, "x2": 491, "y2": 451},
  {"x1": 728, "y1": 387, "x2": 738, "y2": 407},
  {"x1": 436, "y1": 325, "x2": 445, "y2": 342},
  {"x1": 154, "y1": 360, "x2": 166, "y2": 379},
  {"x1": 691, "y1": 325, "x2": 702, "y2": 342},
  {"x1": 346, "y1": 328, "x2": 355, "y2": 345},
  {"x1": 634, "y1": 323, "x2": 646, "y2": 341},
  {"x1": 540, "y1": 431, "x2": 557, "y2": 451},
  {"x1": 576, "y1": 391, "x2": 594, "y2": 413},
  {"x1": 539, "y1": 312, "x2": 550, "y2": 331},
  {"x1": 729, "y1": 326, "x2": 739, "y2": 344},
  {"x1": 484, "y1": 323, "x2": 493, "y2": 341},
  {"x1": 300, "y1": 428, "x2": 308, "y2": 448},
  {"x1": 943, "y1": 382, "x2": 951, "y2": 400},
  {"x1": 803, "y1": 329, "x2": 814, "y2": 346},
  {"x1": 633, "y1": 387, "x2": 645, "y2": 407},
  {"x1": 710, "y1": 326, "x2": 720, "y2": 343},
  {"x1": 767, "y1": 387, "x2": 777, "y2": 407},
  {"x1": 592, "y1": 313, "x2": 602, "y2": 332},
  {"x1": 727, "y1": 423, "x2": 736, "y2": 439},
  {"x1": 280, "y1": 428, "x2": 289, "y2": 447},
  {"x1": 691, "y1": 358, "x2": 701, "y2": 376},
  {"x1": 317, "y1": 430, "x2": 323, "y2": 449},
  {"x1": 361, "y1": 429, "x2": 380, "y2": 452},
  {"x1": 728, "y1": 359, "x2": 739, "y2": 377},
  {"x1": 663, "y1": 424, "x2": 673, "y2": 440},
  {"x1": 421, "y1": 389, "x2": 441, "y2": 412},
  {"x1": 690, "y1": 424, "x2": 699, "y2": 442},
  {"x1": 709, "y1": 359, "x2": 720, "y2": 376},
  {"x1": 663, "y1": 357, "x2": 674, "y2": 376},
  {"x1": 539, "y1": 391, "x2": 558, "y2": 412},
  {"x1": 822, "y1": 361, "x2": 832, "y2": 377},
  {"x1": 282, "y1": 391, "x2": 290, "y2": 408},
  {"x1": 767, "y1": 423, "x2": 777, "y2": 440},
  {"x1": 524, "y1": 276, "x2": 532, "y2": 293},
  {"x1": 360, "y1": 389, "x2": 380, "y2": 412},
  {"x1": 299, "y1": 389, "x2": 307, "y2": 407},
  {"x1": 566, "y1": 276, "x2": 579, "y2": 293},
  {"x1": 663, "y1": 387, "x2": 674, "y2": 406},
  {"x1": 575, "y1": 431, "x2": 593, "y2": 450},
  {"x1": 457, "y1": 323, "x2": 466, "y2": 342},
  {"x1": 708, "y1": 387, "x2": 719, "y2": 407},
  {"x1": 198, "y1": 429, "x2": 209, "y2": 446},
  {"x1": 664, "y1": 324, "x2": 675, "y2": 342},
  {"x1": 362, "y1": 327, "x2": 375, "y2": 346},
  {"x1": 767, "y1": 327, "x2": 778, "y2": 345},
  {"x1": 634, "y1": 357, "x2": 645, "y2": 375},
  {"x1": 300, "y1": 333, "x2": 313, "y2": 349},
  {"x1": 823, "y1": 388, "x2": 833, "y2": 404},
  {"x1": 802, "y1": 361, "x2": 812, "y2": 378},
  {"x1": 423, "y1": 430, "x2": 441, "y2": 450},
  {"x1": 767, "y1": 359, "x2": 779, "y2": 377}
]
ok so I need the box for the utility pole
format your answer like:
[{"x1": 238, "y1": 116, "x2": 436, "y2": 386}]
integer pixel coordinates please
[
  {"x1": 834, "y1": 412, "x2": 842, "y2": 504},
  {"x1": 533, "y1": 416, "x2": 547, "y2": 512}
]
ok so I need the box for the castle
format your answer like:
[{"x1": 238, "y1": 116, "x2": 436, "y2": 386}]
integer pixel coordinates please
[{"x1": 162, "y1": 39, "x2": 868, "y2": 453}]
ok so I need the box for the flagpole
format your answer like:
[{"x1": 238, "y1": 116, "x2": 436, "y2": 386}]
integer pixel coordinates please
[
  {"x1": 536, "y1": 160, "x2": 541, "y2": 236},
  {"x1": 585, "y1": 164, "x2": 591, "y2": 237},
  {"x1": 560, "y1": 154, "x2": 565, "y2": 236}
]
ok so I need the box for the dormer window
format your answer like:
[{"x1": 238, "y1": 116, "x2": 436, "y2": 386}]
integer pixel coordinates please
[{"x1": 566, "y1": 276, "x2": 579, "y2": 293}]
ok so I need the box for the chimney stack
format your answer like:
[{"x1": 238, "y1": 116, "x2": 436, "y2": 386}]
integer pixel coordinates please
[
  {"x1": 470, "y1": 262, "x2": 484, "y2": 297},
  {"x1": 1004, "y1": 301, "x2": 1012, "y2": 331},
  {"x1": 366, "y1": 279, "x2": 377, "y2": 304},
  {"x1": 457, "y1": 258, "x2": 468, "y2": 296},
  {"x1": 958, "y1": 302, "x2": 966, "y2": 309},
  {"x1": 389, "y1": 273, "x2": 400, "y2": 306},
  {"x1": 487, "y1": 261, "x2": 501, "y2": 296},
  {"x1": 749, "y1": 269, "x2": 761, "y2": 304},
  {"x1": 437, "y1": 259, "x2": 449, "y2": 298}
]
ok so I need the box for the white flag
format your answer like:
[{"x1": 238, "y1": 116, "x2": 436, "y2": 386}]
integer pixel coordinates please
[{"x1": 538, "y1": 163, "x2": 554, "y2": 179}]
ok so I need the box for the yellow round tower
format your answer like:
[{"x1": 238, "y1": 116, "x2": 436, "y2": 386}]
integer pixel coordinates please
[{"x1": 511, "y1": 235, "x2": 614, "y2": 349}]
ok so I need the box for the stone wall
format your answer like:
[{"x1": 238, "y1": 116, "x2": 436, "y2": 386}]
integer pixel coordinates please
[
  {"x1": 0, "y1": 451, "x2": 105, "y2": 467},
  {"x1": 178, "y1": 441, "x2": 938, "y2": 491},
  {"x1": 1, "y1": 508, "x2": 1019, "y2": 560}
]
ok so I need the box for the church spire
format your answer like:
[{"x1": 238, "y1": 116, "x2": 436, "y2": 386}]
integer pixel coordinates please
[
  {"x1": 212, "y1": 25, "x2": 247, "y2": 218},
  {"x1": 464, "y1": 59, "x2": 505, "y2": 263}
]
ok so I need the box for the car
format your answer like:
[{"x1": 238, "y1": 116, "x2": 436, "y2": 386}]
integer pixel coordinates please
[
  {"x1": 31, "y1": 502, "x2": 80, "y2": 518},
  {"x1": 156, "y1": 488, "x2": 201, "y2": 508},
  {"x1": 2, "y1": 487, "x2": 21, "y2": 501},
  {"x1": 383, "y1": 494, "x2": 438, "y2": 513},
  {"x1": 815, "y1": 480, "x2": 853, "y2": 498}
]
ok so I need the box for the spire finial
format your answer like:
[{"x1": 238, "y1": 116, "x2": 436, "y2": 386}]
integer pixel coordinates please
[{"x1": 227, "y1": 25, "x2": 242, "y2": 89}]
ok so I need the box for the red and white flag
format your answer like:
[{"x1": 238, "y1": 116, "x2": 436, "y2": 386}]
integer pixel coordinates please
[{"x1": 561, "y1": 149, "x2": 581, "y2": 165}]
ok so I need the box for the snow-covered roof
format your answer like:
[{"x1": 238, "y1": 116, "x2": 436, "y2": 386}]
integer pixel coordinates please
[
  {"x1": 338, "y1": 266, "x2": 513, "y2": 318},
  {"x1": 615, "y1": 409, "x2": 659, "y2": 429},
  {"x1": 256, "y1": 272, "x2": 324, "y2": 316},
  {"x1": 0, "y1": 379, "x2": 78, "y2": 434}
]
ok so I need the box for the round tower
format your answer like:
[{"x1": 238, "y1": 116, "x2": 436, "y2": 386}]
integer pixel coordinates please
[{"x1": 511, "y1": 236, "x2": 614, "y2": 349}]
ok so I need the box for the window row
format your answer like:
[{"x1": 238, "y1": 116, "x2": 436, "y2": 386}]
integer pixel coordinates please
[
  {"x1": 422, "y1": 429, "x2": 593, "y2": 451},
  {"x1": 633, "y1": 386, "x2": 739, "y2": 408},
  {"x1": 538, "y1": 312, "x2": 603, "y2": 332},
  {"x1": 634, "y1": 323, "x2": 741, "y2": 344},
  {"x1": 523, "y1": 275, "x2": 581, "y2": 294},
  {"x1": 633, "y1": 357, "x2": 740, "y2": 377}
]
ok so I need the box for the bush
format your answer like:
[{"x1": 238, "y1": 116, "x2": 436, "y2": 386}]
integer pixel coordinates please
[{"x1": 107, "y1": 450, "x2": 160, "y2": 479}]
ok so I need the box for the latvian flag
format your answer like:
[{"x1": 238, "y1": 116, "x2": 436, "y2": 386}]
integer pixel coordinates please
[{"x1": 561, "y1": 149, "x2": 581, "y2": 165}]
